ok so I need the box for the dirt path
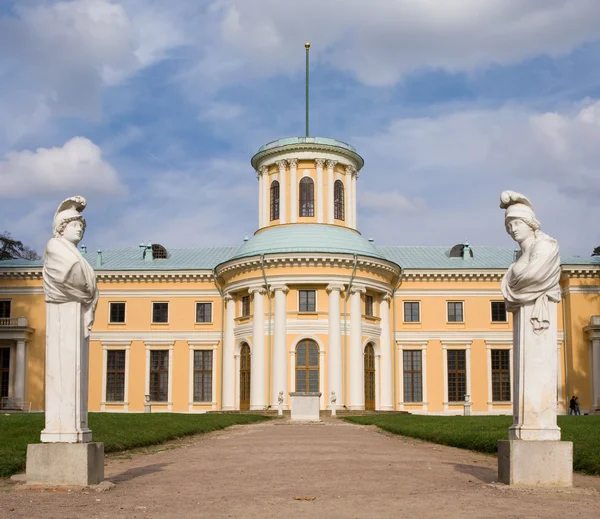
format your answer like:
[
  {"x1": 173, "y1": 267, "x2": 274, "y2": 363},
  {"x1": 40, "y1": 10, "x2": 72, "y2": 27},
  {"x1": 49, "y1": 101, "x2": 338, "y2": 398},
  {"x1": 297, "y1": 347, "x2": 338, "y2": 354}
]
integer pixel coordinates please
[{"x1": 1, "y1": 418, "x2": 600, "y2": 518}]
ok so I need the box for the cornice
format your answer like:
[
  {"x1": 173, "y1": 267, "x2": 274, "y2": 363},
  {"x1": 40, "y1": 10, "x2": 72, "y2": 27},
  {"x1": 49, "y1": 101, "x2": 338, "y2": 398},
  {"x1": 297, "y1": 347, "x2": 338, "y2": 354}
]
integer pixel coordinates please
[
  {"x1": 395, "y1": 330, "x2": 565, "y2": 342},
  {"x1": 401, "y1": 270, "x2": 506, "y2": 282},
  {"x1": 251, "y1": 143, "x2": 364, "y2": 170},
  {"x1": 560, "y1": 266, "x2": 600, "y2": 278}
]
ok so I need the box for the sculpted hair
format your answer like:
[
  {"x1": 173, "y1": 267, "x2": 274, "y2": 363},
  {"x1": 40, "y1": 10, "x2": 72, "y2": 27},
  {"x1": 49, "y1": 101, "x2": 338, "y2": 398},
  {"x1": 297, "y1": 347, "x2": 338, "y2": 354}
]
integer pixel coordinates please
[{"x1": 54, "y1": 216, "x2": 86, "y2": 238}]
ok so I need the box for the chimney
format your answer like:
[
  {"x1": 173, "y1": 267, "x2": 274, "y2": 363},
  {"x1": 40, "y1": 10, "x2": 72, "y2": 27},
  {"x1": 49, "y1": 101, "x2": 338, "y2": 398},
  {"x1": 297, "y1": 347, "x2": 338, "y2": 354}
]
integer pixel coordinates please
[
  {"x1": 80, "y1": 244, "x2": 87, "y2": 254},
  {"x1": 97, "y1": 249, "x2": 102, "y2": 266},
  {"x1": 462, "y1": 241, "x2": 472, "y2": 260}
]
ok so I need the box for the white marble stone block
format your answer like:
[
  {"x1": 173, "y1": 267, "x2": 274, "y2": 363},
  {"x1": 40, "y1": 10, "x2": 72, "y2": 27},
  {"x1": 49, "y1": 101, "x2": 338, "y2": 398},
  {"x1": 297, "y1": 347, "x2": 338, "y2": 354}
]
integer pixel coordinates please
[{"x1": 290, "y1": 392, "x2": 321, "y2": 421}]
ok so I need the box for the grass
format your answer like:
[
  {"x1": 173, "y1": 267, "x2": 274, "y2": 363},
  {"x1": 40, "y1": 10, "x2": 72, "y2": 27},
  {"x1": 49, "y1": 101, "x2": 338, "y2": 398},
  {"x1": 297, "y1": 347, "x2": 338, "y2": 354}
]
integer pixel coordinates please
[
  {"x1": 0, "y1": 412, "x2": 270, "y2": 479},
  {"x1": 344, "y1": 414, "x2": 600, "y2": 476}
]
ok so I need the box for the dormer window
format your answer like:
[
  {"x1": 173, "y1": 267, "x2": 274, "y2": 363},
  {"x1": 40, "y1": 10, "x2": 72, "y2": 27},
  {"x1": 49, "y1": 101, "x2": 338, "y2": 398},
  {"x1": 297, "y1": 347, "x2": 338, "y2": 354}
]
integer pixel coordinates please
[{"x1": 152, "y1": 244, "x2": 168, "y2": 259}]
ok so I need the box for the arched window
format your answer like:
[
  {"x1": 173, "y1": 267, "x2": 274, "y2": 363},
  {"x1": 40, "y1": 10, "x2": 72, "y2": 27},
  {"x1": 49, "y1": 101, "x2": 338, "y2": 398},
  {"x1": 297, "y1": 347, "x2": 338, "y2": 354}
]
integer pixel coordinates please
[
  {"x1": 299, "y1": 177, "x2": 314, "y2": 217},
  {"x1": 334, "y1": 179, "x2": 345, "y2": 220},
  {"x1": 270, "y1": 180, "x2": 280, "y2": 221},
  {"x1": 152, "y1": 244, "x2": 168, "y2": 259},
  {"x1": 295, "y1": 339, "x2": 319, "y2": 392},
  {"x1": 364, "y1": 343, "x2": 376, "y2": 410}
]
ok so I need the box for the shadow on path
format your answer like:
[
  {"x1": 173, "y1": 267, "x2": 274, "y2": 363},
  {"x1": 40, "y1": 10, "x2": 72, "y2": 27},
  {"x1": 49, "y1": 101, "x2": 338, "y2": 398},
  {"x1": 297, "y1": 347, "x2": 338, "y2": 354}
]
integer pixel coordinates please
[
  {"x1": 450, "y1": 463, "x2": 497, "y2": 483},
  {"x1": 108, "y1": 463, "x2": 169, "y2": 483}
]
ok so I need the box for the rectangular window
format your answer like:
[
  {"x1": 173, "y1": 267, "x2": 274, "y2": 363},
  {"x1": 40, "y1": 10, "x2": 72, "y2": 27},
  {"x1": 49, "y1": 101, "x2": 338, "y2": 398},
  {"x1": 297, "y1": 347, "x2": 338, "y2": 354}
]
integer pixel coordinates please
[
  {"x1": 241, "y1": 296, "x2": 250, "y2": 317},
  {"x1": 0, "y1": 348, "x2": 9, "y2": 398},
  {"x1": 404, "y1": 302, "x2": 420, "y2": 323},
  {"x1": 491, "y1": 301, "x2": 507, "y2": 322},
  {"x1": 447, "y1": 350, "x2": 466, "y2": 402},
  {"x1": 109, "y1": 302, "x2": 126, "y2": 323},
  {"x1": 447, "y1": 301, "x2": 464, "y2": 322},
  {"x1": 150, "y1": 350, "x2": 169, "y2": 401},
  {"x1": 299, "y1": 290, "x2": 316, "y2": 312},
  {"x1": 0, "y1": 300, "x2": 11, "y2": 319},
  {"x1": 193, "y1": 350, "x2": 213, "y2": 402},
  {"x1": 106, "y1": 350, "x2": 125, "y2": 402},
  {"x1": 492, "y1": 350, "x2": 511, "y2": 401},
  {"x1": 403, "y1": 350, "x2": 422, "y2": 402},
  {"x1": 152, "y1": 302, "x2": 169, "y2": 323},
  {"x1": 195, "y1": 302, "x2": 212, "y2": 323},
  {"x1": 365, "y1": 295, "x2": 374, "y2": 317}
]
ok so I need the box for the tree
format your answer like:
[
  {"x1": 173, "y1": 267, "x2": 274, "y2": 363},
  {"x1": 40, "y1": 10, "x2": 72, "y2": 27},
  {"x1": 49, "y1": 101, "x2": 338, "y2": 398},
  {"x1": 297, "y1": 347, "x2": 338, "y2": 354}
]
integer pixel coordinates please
[
  {"x1": 0, "y1": 232, "x2": 41, "y2": 261},
  {"x1": 593, "y1": 246, "x2": 600, "y2": 257}
]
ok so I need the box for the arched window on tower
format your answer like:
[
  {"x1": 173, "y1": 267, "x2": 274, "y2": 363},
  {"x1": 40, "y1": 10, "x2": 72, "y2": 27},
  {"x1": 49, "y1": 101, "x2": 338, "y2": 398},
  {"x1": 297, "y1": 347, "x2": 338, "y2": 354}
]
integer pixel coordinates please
[
  {"x1": 299, "y1": 177, "x2": 314, "y2": 217},
  {"x1": 270, "y1": 180, "x2": 280, "y2": 221},
  {"x1": 334, "y1": 179, "x2": 345, "y2": 221}
]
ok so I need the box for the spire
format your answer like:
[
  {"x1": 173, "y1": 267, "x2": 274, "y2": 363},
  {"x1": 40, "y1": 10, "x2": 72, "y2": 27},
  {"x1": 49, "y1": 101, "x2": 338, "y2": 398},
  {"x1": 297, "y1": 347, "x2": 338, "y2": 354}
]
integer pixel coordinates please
[{"x1": 305, "y1": 42, "x2": 310, "y2": 137}]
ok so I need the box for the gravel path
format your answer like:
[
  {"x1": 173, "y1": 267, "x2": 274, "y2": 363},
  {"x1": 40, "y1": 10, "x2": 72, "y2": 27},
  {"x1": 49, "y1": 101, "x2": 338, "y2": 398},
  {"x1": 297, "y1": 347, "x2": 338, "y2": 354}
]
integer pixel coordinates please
[{"x1": 1, "y1": 418, "x2": 600, "y2": 518}]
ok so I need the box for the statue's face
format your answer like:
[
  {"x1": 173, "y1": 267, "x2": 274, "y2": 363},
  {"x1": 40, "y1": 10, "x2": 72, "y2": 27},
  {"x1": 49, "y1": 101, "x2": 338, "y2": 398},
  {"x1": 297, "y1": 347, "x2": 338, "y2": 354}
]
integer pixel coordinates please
[
  {"x1": 506, "y1": 217, "x2": 534, "y2": 244},
  {"x1": 62, "y1": 220, "x2": 84, "y2": 245}
]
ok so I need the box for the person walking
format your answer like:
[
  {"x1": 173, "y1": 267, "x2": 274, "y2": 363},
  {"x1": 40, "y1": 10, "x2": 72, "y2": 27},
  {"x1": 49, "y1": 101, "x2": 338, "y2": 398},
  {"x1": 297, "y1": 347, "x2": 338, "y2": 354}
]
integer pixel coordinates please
[
  {"x1": 569, "y1": 396, "x2": 576, "y2": 415},
  {"x1": 574, "y1": 396, "x2": 581, "y2": 416}
]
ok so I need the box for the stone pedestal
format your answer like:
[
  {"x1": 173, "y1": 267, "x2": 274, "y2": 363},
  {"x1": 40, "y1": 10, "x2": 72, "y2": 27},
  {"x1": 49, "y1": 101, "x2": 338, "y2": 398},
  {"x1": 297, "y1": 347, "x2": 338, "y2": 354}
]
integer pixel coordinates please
[
  {"x1": 289, "y1": 392, "x2": 321, "y2": 421},
  {"x1": 41, "y1": 302, "x2": 92, "y2": 443},
  {"x1": 498, "y1": 440, "x2": 572, "y2": 486},
  {"x1": 26, "y1": 443, "x2": 104, "y2": 486}
]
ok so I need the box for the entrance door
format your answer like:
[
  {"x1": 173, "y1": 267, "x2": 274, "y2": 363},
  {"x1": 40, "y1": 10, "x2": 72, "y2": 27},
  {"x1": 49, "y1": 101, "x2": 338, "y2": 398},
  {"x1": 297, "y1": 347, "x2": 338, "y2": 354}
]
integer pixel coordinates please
[
  {"x1": 364, "y1": 343, "x2": 376, "y2": 410},
  {"x1": 0, "y1": 348, "x2": 10, "y2": 399},
  {"x1": 239, "y1": 343, "x2": 251, "y2": 410}
]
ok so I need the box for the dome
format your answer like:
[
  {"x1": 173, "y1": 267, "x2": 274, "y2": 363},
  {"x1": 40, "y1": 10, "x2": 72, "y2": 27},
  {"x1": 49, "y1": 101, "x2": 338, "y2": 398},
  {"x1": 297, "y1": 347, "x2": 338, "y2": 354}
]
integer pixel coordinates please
[{"x1": 230, "y1": 224, "x2": 386, "y2": 261}]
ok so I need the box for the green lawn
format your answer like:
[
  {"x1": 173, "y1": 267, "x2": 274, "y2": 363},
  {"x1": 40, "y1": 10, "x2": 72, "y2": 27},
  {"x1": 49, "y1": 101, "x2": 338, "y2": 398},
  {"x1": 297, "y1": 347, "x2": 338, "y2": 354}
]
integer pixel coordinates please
[
  {"x1": 0, "y1": 413, "x2": 270, "y2": 479},
  {"x1": 344, "y1": 415, "x2": 600, "y2": 476}
]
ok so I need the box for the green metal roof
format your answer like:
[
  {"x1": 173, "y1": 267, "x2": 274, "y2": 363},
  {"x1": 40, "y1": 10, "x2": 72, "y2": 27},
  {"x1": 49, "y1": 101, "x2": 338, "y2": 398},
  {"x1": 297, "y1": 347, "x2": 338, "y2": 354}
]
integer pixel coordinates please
[
  {"x1": 256, "y1": 137, "x2": 357, "y2": 154},
  {"x1": 230, "y1": 225, "x2": 385, "y2": 261}
]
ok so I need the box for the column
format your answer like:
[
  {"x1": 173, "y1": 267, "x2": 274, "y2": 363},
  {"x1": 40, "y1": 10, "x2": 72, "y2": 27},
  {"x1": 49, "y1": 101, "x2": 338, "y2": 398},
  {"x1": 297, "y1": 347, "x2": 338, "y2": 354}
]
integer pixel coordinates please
[
  {"x1": 326, "y1": 160, "x2": 336, "y2": 224},
  {"x1": 257, "y1": 169, "x2": 263, "y2": 228},
  {"x1": 14, "y1": 339, "x2": 26, "y2": 401},
  {"x1": 222, "y1": 295, "x2": 236, "y2": 410},
  {"x1": 345, "y1": 166, "x2": 354, "y2": 228},
  {"x1": 271, "y1": 284, "x2": 289, "y2": 408},
  {"x1": 288, "y1": 159, "x2": 298, "y2": 224},
  {"x1": 397, "y1": 343, "x2": 404, "y2": 410},
  {"x1": 327, "y1": 284, "x2": 344, "y2": 408},
  {"x1": 277, "y1": 160, "x2": 287, "y2": 224},
  {"x1": 349, "y1": 286, "x2": 365, "y2": 409},
  {"x1": 260, "y1": 166, "x2": 269, "y2": 226},
  {"x1": 379, "y1": 295, "x2": 393, "y2": 410},
  {"x1": 249, "y1": 286, "x2": 267, "y2": 410},
  {"x1": 592, "y1": 338, "x2": 600, "y2": 411},
  {"x1": 351, "y1": 167, "x2": 358, "y2": 229},
  {"x1": 315, "y1": 159, "x2": 324, "y2": 223}
]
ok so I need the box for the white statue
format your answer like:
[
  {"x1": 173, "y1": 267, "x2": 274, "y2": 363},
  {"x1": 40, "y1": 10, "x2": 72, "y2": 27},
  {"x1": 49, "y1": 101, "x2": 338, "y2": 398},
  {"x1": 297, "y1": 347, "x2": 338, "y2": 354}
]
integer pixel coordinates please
[
  {"x1": 500, "y1": 191, "x2": 561, "y2": 334},
  {"x1": 41, "y1": 196, "x2": 98, "y2": 443},
  {"x1": 330, "y1": 391, "x2": 337, "y2": 404},
  {"x1": 278, "y1": 391, "x2": 284, "y2": 405},
  {"x1": 43, "y1": 196, "x2": 98, "y2": 336}
]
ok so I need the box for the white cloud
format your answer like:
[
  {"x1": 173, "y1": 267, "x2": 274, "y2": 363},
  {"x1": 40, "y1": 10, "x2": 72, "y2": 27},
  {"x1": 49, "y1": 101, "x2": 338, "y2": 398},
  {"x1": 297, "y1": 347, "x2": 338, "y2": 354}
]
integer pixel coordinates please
[
  {"x1": 360, "y1": 190, "x2": 424, "y2": 214},
  {"x1": 0, "y1": 137, "x2": 125, "y2": 198},
  {"x1": 355, "y1": 100, "x2": 600, "y2": 255}
]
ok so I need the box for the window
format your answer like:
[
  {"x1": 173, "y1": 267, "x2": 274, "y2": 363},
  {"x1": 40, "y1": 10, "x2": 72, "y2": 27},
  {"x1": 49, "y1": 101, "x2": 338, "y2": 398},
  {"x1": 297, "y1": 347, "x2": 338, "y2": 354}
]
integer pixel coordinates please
[
  {"x1": 403, "y1": 350, "x2": 422, "y2": 402},
  {"x1": 193, "y1": 350, "x2": 213, "y2": 402},
  {"x1": 241, "y1": 296, "x2": 250, "y2": 317},
  {"x1": 491, "y1": 301, "x2": 507, "y2": 322},
  {"x1": 0, "y1": 348, "x2": 9, "y2": 398},
  {"x1": 109, "y1": 302, "x2": 125, "y2": 323},
  {"x1": 106, "y1": 350, "x2": 125, "y2": 402},
  {"x1": 195, "y1": 302, "x2": 212, "y2": 323},
  {"x1": 492, "y1": 350, "x2": 511, "y2": 401},
  {"x1": 334, "y1": 179, "x2": 345, "y2": 220},
  {"x1": 447, "y1": 350, "x2": 466, "y2": 402},
  {"x1": 0, "y1": 300, "x2": 10, "y2": 319},
  {"x1": 270, "y1": 180, "x2": 280, "y2": 221},
  {"x1": 296, "y1": 340, "x2": 319, "y2": 392},
  {"x1": 365, "y1": 295, "x2": 374, "y2": 317},
  {"x1": 299, "y1": 290, "x2": 316, "y2": 312},
  {"x1": 447, "y1": 301, "x2": 464, "y2": 322},
  {"x1": 404, "y1": 302, "x2": 420, "y2": 323},
  {"x1": 299, "y1": 177, "x2": 314, "y2": 217},
  {"x1": 152, "y1": 302, "x2": 169, "y2": 323},
  {"x1": 150, "y1": 350, "x2": 169, "y2": 401},
  {"x1": 152, "y1": 244, "x2": 168, "y2": 259}
]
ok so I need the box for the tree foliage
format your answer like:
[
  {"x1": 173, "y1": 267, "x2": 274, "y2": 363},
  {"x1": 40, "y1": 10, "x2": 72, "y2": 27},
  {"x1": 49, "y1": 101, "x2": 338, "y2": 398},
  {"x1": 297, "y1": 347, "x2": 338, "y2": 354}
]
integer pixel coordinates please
[
  {"x1": 0, "y1": 232, "x2": 41, "y2": 261},
  {"x1": 593, "y1": 246, "x2": 600, "y2": 257}
]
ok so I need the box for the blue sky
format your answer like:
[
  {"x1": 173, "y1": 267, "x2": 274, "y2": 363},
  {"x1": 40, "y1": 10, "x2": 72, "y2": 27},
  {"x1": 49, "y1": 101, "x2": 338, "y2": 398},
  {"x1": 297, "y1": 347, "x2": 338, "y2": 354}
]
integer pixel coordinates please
[{"x1": 1, "y1": 0, "x2": 600, "y2": 256}]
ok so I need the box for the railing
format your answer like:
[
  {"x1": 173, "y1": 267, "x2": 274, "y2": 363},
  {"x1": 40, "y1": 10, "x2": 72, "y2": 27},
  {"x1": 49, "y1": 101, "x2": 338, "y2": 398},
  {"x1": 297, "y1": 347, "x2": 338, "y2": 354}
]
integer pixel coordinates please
[{"x1": 0, "y1": 317, "x2": 28, "y2": 327}]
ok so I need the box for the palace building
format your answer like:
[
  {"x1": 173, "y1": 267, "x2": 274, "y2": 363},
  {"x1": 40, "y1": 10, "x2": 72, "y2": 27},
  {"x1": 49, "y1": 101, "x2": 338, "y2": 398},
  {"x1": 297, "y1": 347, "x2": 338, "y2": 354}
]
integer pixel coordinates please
[{"x1": 1, "y1": 136, "x2": 599, "y2": 415}]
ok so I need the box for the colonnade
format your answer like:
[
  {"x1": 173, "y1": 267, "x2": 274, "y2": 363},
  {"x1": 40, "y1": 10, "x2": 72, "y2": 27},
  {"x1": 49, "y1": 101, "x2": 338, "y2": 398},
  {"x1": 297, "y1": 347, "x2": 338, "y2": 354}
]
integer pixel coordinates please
[
  {"x1": 220, "y1": 285, "x2": 393, "y2": 411},
  {"x1": 257, "y1": 159, "x2": 358, "y2": 229}
]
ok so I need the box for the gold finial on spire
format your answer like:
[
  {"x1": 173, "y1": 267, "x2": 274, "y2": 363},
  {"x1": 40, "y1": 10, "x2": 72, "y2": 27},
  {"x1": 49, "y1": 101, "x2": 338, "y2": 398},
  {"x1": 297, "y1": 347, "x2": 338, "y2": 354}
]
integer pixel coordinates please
[{"x1": 305, "y1": 41, "x2": 311, "y2": 49}]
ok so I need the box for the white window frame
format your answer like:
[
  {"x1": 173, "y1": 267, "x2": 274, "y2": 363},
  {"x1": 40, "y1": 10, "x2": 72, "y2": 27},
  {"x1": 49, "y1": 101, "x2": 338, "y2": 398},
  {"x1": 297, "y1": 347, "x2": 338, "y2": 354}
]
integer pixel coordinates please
[
  {"x1": 108, "y1": 301, "x2": 127, "y2": 324},
  {"x1": 485, "y1": 341, "x2": 513, "y2": 412},
  {"x1": 402, "y1": 301, "x2": 421, "y2": 323},
  {"x1": 490, "y1": 300, "x2": 508, "y2": 323},
  {"x1": 151, "y1": 301, "x2": 169, "y2": 324},
  {"x1": 298, "y1": 289, "x2": 317, "y2": 313},
  {"x1": 240, "y1": 295, "x2": 251, "y2": 317},
  {"x1": 101, "y1": 342, "x2": 130, "y2": 411},
  {"x1": 397, "y1": 341, "x2": 428, "y2": 411},
  {"x1": 145, "y1": 342, "x2": 174, "y2": 411},
  {"x1": 188, "y1": 342, "x2": 218, "y2": 411},
  {"x1": 195, "y1": 302, "x2": 213, "y2": 324},
  {"x1": 446, "y1": 301, "x2": 465, "y2": 323},
  {"x1": 442, "y1": 341, "x2": 471, "y2": 412}
]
